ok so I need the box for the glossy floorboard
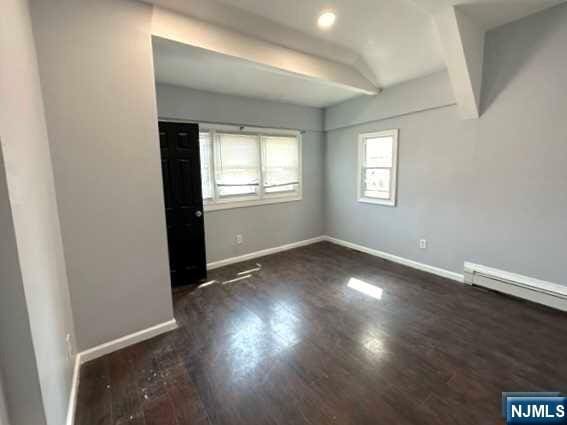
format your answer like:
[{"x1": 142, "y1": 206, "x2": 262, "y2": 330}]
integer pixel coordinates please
[{"x1": 75, "y1": 242, "x2": 567, "y2": 425}]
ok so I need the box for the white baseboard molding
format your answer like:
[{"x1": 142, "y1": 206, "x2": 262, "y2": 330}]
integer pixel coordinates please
[
  {"x1": 207, "y1": 236, "x2": 326, "y2": 270},
  {"x1": 323, "y1": 236, "x2": 464, "y2": 283},
  {"x1": 66, "y1": 319, "x2": 178, "y2": 425},
  {"x1": 206, "y1": 235, "x2": 464, "y2": 283},
  {"x1": 65, "y1": 354, "x2": 81, "y2": 425},
  {"x1": 79, "y1": 319, "x2": 178, "y2": 364},
  {"x1": 464, "y1": 262, "x2": 567, "y2": 312}
]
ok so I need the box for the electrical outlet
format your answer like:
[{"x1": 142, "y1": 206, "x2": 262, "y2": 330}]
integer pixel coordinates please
[
  {"x1": 235, "y1": 234, "x2": 243, "y2": 245},
  {"x1": 419, "y1": 239, "x2": 427, "y2": 249},
  {"x1": 65, "y1": 334, "x2": 74, "y2": 359}
]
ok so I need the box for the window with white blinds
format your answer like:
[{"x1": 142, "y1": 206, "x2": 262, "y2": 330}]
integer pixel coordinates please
[
  {"x1": 358, "y1": 129, "x2": 399, "y2": 206},
  {"x1": 198, "y1": 124, "x2": 302, "y2": 211},
  {"x1": 262, "y1": 136, "x2": 300, "y2": 194},
  {"x1": 215, "y1": 133, "x2": 260, "y2": 198}
]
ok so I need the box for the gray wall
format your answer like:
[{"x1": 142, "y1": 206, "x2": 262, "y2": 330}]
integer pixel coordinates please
[
  {"x1": 0, "y1": 374, "x2": 10, "y2": 425},
  {"x1": 157, "y1": 83, "x2": 323, "y2": 131},
  {"x1": 157, "y1": 84, "x2": 325, "y2": 263},
  {"x1": 0, "y1": 152, "x2": 47, "y2": 425},
  {"x1": 0, "y1": 0, "x2": 76, "y2": 424},
  {"x1": 325, "y1": 3, "x2": 567, "y2": 285},
  {"x1": 30, "y1": 0, "x2": 174, "y2": 350},
  {"x1": 325, "y1": 70, "x2": 455, "y2": 131}
]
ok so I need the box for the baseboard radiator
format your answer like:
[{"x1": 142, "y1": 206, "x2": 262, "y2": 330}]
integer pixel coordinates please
[{"x1": 464, "y1": 262, "x2": 567, "y2": 312}]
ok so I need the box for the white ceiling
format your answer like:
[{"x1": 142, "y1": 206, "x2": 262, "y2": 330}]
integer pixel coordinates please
[
  {"x1": 411, "y1": 0, "x2": 567, "y2": 29},
  {"x1": 146, "y1": 0, "x2": 566, "y2": 107},
  {"x1": 152, "y1": 37, "x2": 363, "y2": 108},
  {"x1": 145, "y1": 0, "x2": 361, "y2": 67},
  {"x1": 214, "y1": 0, "x2": 447, "y2": 88}
]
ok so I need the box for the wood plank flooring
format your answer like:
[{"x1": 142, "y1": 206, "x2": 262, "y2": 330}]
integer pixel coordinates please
[{"x1": 75, "y1": 242, "x2": 567, "y2": 425}]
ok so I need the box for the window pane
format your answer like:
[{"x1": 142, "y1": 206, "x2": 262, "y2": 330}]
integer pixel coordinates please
[
  {"x1": 262, "y1": 135, "x2": 299, "y2": 194},
  {"x1": 199, "y1": 131, "x2": 213, "y2": 200},
  {"x1": 365, "y1": 137, "x2": 393, "y2": 168},
  {"x1": 364, "y1": 168, "x2": 391, "y2": 199},
  {"x1": 215, "y1": 133, "x2": 260, "y2": 197}
]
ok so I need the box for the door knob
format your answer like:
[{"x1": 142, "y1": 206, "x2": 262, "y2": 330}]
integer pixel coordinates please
[{"x1": 195, "y1": 210, "x2": 202, "y2": 218}]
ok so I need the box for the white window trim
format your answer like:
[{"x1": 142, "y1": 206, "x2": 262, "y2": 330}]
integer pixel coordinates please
[
  {"x1": 200, "y1": 123, "x2": 303, "y2": 212},
  {"x1": 357, "y1": 129, "x2": 399, "y2": 207}
]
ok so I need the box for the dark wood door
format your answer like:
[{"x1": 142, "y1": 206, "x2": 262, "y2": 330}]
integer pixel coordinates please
[{"x1": 159, "y1": 121, "x2": 207, "y2": 287}]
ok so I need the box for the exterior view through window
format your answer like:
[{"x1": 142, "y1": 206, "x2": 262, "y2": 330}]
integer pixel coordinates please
[{"x1": 358, "y1": 129, "x2": 399, "y2": 206}]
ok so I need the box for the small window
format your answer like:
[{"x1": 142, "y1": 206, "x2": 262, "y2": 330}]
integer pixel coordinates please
[
  {"x1": 358, "y1": 129, "x2": 398, "y2": 206},
  {"x1": 198, "y1": 124, "x2": 302, "y2": 211}
]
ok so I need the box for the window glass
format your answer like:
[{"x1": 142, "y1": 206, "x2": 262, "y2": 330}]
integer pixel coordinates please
[
  {"x1": 365, "y1": 137, "x2": 393, "y2": 167},
  {"x1": 199, "y1": 131, "x2": 213, "y2": 200},
  {"x1": 364, "y1": 168, "x2": 391, "y2": 199},
  {"x1": 358, "y1": 130, "x2": 398, "y2": 206}
]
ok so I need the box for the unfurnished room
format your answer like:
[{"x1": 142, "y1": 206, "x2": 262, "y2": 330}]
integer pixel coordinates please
[{"x1": 1, "y1": 0, "x2": 567, "y2": 425}]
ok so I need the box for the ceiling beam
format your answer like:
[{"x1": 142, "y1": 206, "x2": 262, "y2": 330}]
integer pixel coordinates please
[
  {"x1": 151, "y1": 6, "x2": 379, "y2": 95},
  {"x1": 434, "y1": 6, "x2": 485, "y2": 119}
]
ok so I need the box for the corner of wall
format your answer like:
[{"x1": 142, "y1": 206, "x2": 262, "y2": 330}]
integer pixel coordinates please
[{"x1": 321, "y1": 125, "x2": 330, "y2": 237}]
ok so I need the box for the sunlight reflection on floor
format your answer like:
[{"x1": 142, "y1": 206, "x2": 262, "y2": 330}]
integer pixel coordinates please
[{"x1": 347, "y1": 277, "x2": 383, "y2": 300}]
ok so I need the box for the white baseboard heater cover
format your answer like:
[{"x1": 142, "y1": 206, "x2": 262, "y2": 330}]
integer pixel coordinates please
[{"x1": 464, "y1": 262, "x2": 567, "y2": 312}]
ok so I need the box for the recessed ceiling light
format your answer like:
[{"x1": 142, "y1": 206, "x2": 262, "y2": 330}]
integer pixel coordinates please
[{"x1": 318, "y1": 11, "x2": 336, "y2": 29}]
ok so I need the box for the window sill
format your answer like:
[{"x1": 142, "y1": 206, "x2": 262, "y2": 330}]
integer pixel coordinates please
[
  {"x1": 358, "y1": 197, "x2": 396, "y2": 207},
  {"x1": 204, "y1": 195, "x2": 302, "y2": 212}
]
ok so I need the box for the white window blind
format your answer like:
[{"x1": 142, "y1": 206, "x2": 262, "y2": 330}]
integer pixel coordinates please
[
  {"x1": 262, "y1": 136, "x2": 300, "y2": 194},
  {"x1": 358, "y1": 130, "x2": 398, "y2": 206},
  {"x1": 214, "y1": 133, "x2": 260, "y2": 198}
]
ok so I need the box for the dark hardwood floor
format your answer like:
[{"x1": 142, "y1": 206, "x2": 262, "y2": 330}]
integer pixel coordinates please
[{"x1": 75, "y1": 242, "x2": 567, "y2": 425}]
